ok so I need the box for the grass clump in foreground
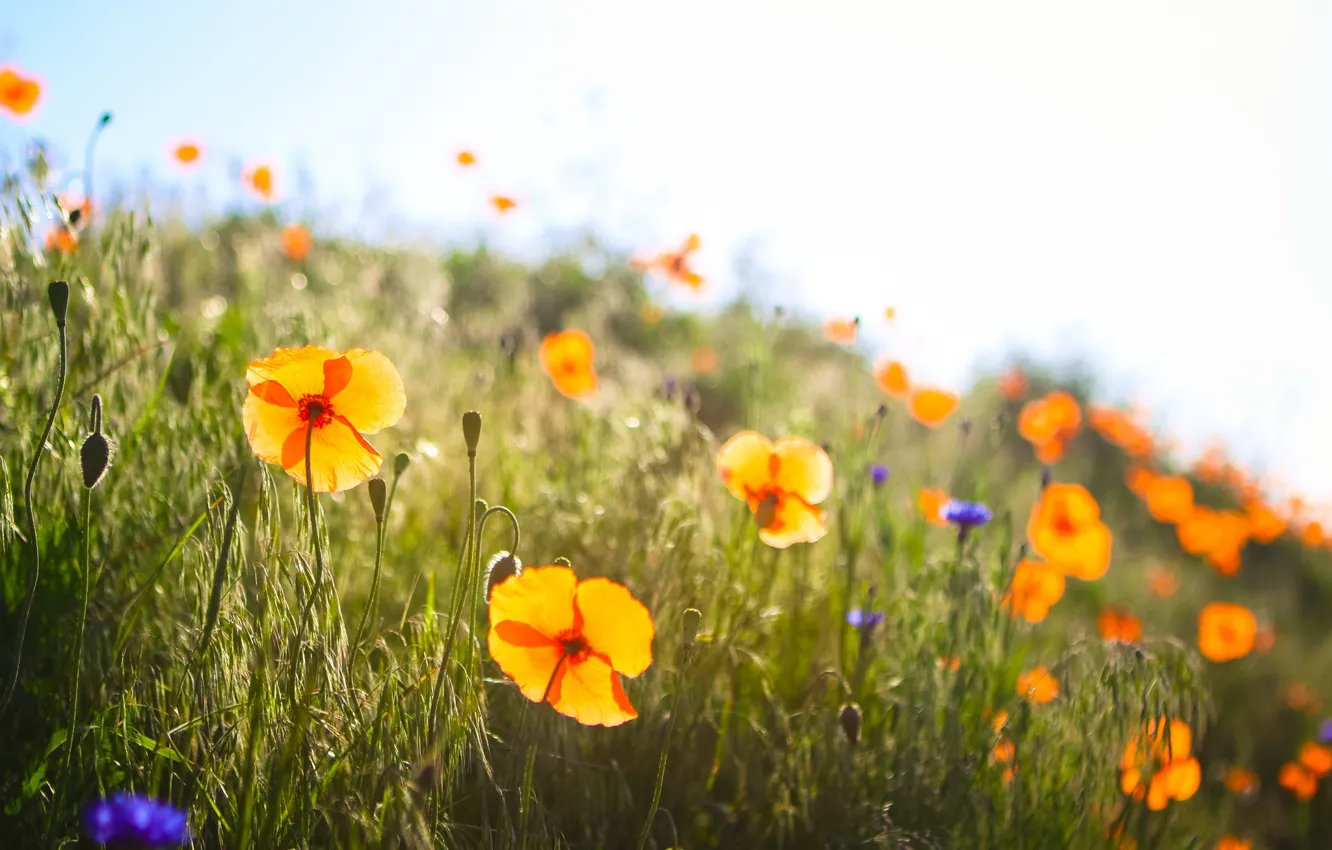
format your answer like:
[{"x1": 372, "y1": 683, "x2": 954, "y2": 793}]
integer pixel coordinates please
[{"x1": 0, "y1": 177, "x2": 1327, "y2": 848}]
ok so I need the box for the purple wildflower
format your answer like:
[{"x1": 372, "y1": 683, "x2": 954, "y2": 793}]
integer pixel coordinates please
[
  {"x1": 869, "y1": 464, "x2": 890, "y2": 488},
  {"x1": 846, "y1": 608, "x2": 885, "y2": 630},
  {"x1": 941, "y1": 499, "x2": 992, "y2": 528},
  {"x1": 84, "y1": 793, "x2": 189, "y2": 846},
  {"x1": 1320, "y1": 717, "x2": 1332, "y2": 743}
]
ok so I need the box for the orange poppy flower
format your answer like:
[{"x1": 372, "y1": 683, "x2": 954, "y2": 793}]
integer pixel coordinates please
[
  {"x1": 1299, "y1": 741, "x2": 1332, "y2": 777},
  {"x1": 44, "y1": 226, "x2": 78, "y2": 255},
  {"x1": 491, "y1": 195, "x2": 517, "y2": 214},
  {"x1": 488, "y1": 565, "x2": 653, "y2": 727},
  {"x1": 1285, "y1": 682, "x2": 1321, "y2": 713},
  {"x1": 1016, "y1": 666, "x2": 1058, "y2": 703},
  {"x1": 874, "y1": 360, "x2": 910, "y2": 399},
  {"x1": 632, "y1": 234, "x2": 704, "y2": 290},
  {"x1": 717, "y1": 432, "x2": 833, "y2": 548},
  {"x1": 1098, "y1": 608, "x2": 1143, "y2": 643},
  {"x1": 1119, "y1": 718, "x2": 1201, "y2": 810},
  {"x1": 282, "y1": 223, "x2": 312, "y2": 262},
  {"x1": 907, "y1": 388, "x2": 959, "y2": 428},
  {"x1": 883, "y1": 306, "x2": 896, "y2": 321},
  {"x1": 823, "y1": 317, "x2": 858, "y2": 346},
  {"x1": 1197, "y1": 602, "x2": 1256, "y2": 663},
  {"x1": 999, "y1": 368, "x2": 1028, "y2": 400},
  {"x1": 539, "y1": 330, "x2": 599, "y2": 399},
  {"x1": 0, "y1": 65, "x2": 41, "y2": 119},
  {"x1": 918, "y1": 487, "x2": 950, "y2": 527},
  {"x1": 1176, "y1": 506, "x2": 1221, "y2": 556},
  {"x1": 1301, "y1": 520, "x2": 1326, "y2": 548},
  {"x1": 691, "y1": 347, "x2": 719, "y2": 374},
  {"x1": 1223, "y1": 766, "x2": 1259, "y2": 796},
  {"x1": 1027, "y1": 483, "x2": 1113, "y2": 581},
  {"x1": 1126, "y1": 466, "x2": 1157, "y2": 498},
  {"x1": 1090, "y1": 406, "x2": 1154, "y2": 458},
  {"x1": 1003, "y1": 559, "x2": 1066, "y2": 623},
  {"x1": 1245, "y1": 499, "x2": 1286, "y2": 544},
  {"x1": 242, "y1": 345, "x2": 405, "y2": 492},
  {"x1": 1034, "y1": 437, "x2": 1066, "y2": 465},
  {"x1": 1278, "y1": 762, "x2": 1318, "y2": 800},
  {"x1": 245, "y1": 164, "x2": 276, "y2": 202},
  {"x1": 937, "y1": 655, "x2": 961, "y2": 672},
  {"x1": 1147, "y1": 564, "x2": 1178, "y2": 598},
  {"x1": 1143, "y1": 476, "x2": 1194, "y2": 525},
  {"x1": 1018, "y1": 397, "x2": 1062, "y2": 446},
  {"x1": 457, "y1": 150, "x2": 477, "y2": 166},
  {"x1": 171, "y1": 141, "x2": 202, "y2": 167},
  {"x1": 1044, "y1": 391, "x2": 1082, "y2": 435},
  {"x1": 1214, "y1": 836, "x2": 1251, "y2": 850}
]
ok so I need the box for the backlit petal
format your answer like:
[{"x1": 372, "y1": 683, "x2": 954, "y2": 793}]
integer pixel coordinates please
[
  {"x1": 327, "y1": 348, "x2": 406, "y2": 434},
  {"x1": 280, "y1": 417, "x2": 382, "y2": 492},
  {"x1": 759, "y1": 495, "x2": 828, "y2": 548},
  {"x1": 546, "y1": 653, "x2": 638, "y2": 727},
  {"x1": 908, "y1": 388, "x2": 959, "y2": 428},
  {"x1": 242, "y1": 392, "x2": 304, "y2": 466},
  {"x1": 489, "y1": 620, "x2": 564, "y2": 703},
  {"x1": 488, "y1": 566, "x2": 578, "y2": 644},
  {"x1": 772, "y1": 438, "x2": 833, "y2": 505},
  {"x1": 717, "y1": 431, "x2": 775, "y2": 503},
  {"x1": 246, "y1": 345, "x2": 339, "y2": 398},
  {"x1": 574, "y1": 578, "x2": 655, "y2": 677}
]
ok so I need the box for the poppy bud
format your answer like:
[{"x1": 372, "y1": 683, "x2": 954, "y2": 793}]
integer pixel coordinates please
[
  {"x1": 98, "y1": 111, "x2": 113, "y2": 127},
  {"x1": 682, "y1": 608, "x2": 702, "y2": 646},
  {"x1": 367, "y1": 477, "x2": 387, "y2": 523},
  {"x1": 462, "y1": 411, "x2": 482, "y2": 455},
  {"x1": 393, "y1": 452, "x2": 411, "y2": 477},
  {"x1": 498, "y1": 330, "x2": 518, "y2": 355},
  {"x1": 682, "y1": 385, "x2": 702, "y2": 414},
  {"x1": 485, "y1": 551, "x2": 522, "y2": 601},
  {"x1": 839, "y1": 702, "x2": 862, "y2": 745},
  {"x1": 1040, "y1": 467, "x2": 1052, "y2": 490},
  {"x1": 80, "y1": 431, "x2": 111, "y2": 490},
  {"x1": 68, "y1": 208, "x2": 82, "y2": 227},
  {"x1": 875, "y1": 404, "x2": 888, "y2": 419},
  {"x1": 48, "y1": 280, "x2": 69, "y2": 327}
]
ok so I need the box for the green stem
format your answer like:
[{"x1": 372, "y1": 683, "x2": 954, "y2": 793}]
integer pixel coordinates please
[
  {"x1": 296, "y1": 418, "x2": 325, "y2": 632},
  {"x1": 351, "y1": 518, "x2": 386, "y2": 654},
  {"x1": 1, "y1": 314, "x2": 67, "y2": 717},
  {"x1": 430, "y1": 450, "x2": 478, "y2": 735},
  {"x1": 48, "y1": 489, "x2": 92, "y2": 844},
  {"x1": 636, "y1": 671, "x2": 683, "y2": 850}
]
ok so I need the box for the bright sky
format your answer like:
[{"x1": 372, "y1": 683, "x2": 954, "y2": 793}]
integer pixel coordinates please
[{"x1": 4, "y1": 1, "x2": 1331, "y2": 504}]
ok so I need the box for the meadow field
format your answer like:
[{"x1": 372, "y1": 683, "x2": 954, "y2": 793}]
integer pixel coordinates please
[{"x1": 2, "y1": 83, "x2": 1332, "y2": 850}]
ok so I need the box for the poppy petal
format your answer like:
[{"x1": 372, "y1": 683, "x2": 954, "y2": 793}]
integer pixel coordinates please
[
  {"x1": 488, "y1": 566, "x2": 579, "y2": 644},
  {"x1": 759, "y1": 496, "x2": 828, "y2": 548},
  {"x1": 242, "y1": 392, "x2": 304, "y2": 467},
  {"x1": 908, "y1": 388, "x2": 959, "y2": 428},
  {"x1": 325, "y1": 348, "x2": 406, "y2": 434},
  {"x1": 281, "y1": 417, "x2": 382, "y2": 492},
  {"x1": 546, "y1": 654, "x2": 638, "y2": 727},
  {"x1": 717, "y1": 431, "x2": 775, "y2": 503},
  {"x1": 772, "y1": 437, "x2": 833, "y2": 505},
  {"x1": 246, "y1": 345, "x2": 339, "y2": 398},
  {"x1": 489, "y1": 620, "x2": 565, "y2": 704},
  {"x1": 574, "y1": 578, "x2": 654, "y2": 677}
]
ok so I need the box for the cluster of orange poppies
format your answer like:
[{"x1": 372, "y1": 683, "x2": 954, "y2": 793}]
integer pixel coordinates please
[
  {"x1": 872, "y1": 359, "x2": 959, "y2": 429},
  {"x1": 1001, "y1": 482, "x2": 1113, "y2": 624},
  {"x1": 241, "y1": 343, "x2": 652, "y2": 727}
]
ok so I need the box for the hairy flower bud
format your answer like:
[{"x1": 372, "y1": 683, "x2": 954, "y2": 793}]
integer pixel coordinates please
[
  {"x1": 462, "y1": 410, "x2": 482, "y2": 455},
  {"x1": 484, "y1": 551, "x2": 523, "y2": 601},
  {"x1": 367, "y1": 477, "x2": 387, "y2": 523},
  {"x1": 48, "y1": 280, "x2": 69, "y2": 327},
  {"x1": 839, "y1": 703, "x2": 863, "y2": 745}
]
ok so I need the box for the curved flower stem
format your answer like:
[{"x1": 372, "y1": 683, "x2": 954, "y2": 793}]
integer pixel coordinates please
[
  {"x1": 47, "y1": 488, "x2": 92, "y2": 842},
  {"x1": 81, "y1": 113, "x2": 112, "y2": 230},
  {"x1": 1, "y1": 312, "x2": 67, "y2": 718},
  {"x1": 463, "y1": 505, "x2": 520, "y2": 671}
]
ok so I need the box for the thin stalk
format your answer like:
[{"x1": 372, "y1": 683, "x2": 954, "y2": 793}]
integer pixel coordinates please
[
  {"x1": 81, "y1": 112, "x2": 112, "y2": 230},
  {"x1": 1, "y1": 309, "x2": 67, "y2": 717},
  {"x1": 351, "y1": 517, "x2": 386, "y2": 654},
  {"x1": 296, "y1": 418, "x2": 325, "y2": 631},
  {"x1": 517, "y1": 654, "x2": 569, "y2": 850},
  {"x1": 430, "y1": 450, "x2": 477, "y2": 736},
  {"x1": 195, "y1": 468, "x2": 246, "y2": 661},
  {"x1": 47, "y1": 489, "x2": 92, "y2": 844},
  {"x1": 636, "y1": 668, "x2": 685, "y2": 849}
]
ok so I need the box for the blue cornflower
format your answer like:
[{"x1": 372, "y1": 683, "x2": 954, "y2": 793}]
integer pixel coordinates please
[
  {"x1": 84, "y1": 793, "x2": 189, "y2": 846},
  {"x1": 941, "y1": 499, "x2": 992, "y2": 528},
  {"x1": 1320, "y1": 717, "x2": 1332, "y2": 743},
  {"x1": 846, "y1": 608, "x2": 885, "y2": 630},
  {"x1": 869, "y1": 464, "x2": 890, "y2": 488}
]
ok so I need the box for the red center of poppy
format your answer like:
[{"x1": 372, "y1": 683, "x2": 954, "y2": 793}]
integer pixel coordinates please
[
  {"x1": 1217, "y1": 623, "x2": 1236, "y2": 644},
  {"x1": 1051, "y1": 503, "x2": 1076, "y2": 535},
  {"x1": 558, "y1": 631, "x2": 590, "y2": 662},
  {"x1": 299, "y1": 395, "x2": 334, "y2": 429}
]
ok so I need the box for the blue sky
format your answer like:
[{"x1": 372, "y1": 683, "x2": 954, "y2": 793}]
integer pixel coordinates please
[{"x1": 4, "y1": 0, "x2": 1331, "y2": 505}]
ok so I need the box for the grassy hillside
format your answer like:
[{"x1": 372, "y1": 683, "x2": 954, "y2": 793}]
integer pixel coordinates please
[{"x1": 1, "y1": 178, "x2": 1329, "y2": 848}]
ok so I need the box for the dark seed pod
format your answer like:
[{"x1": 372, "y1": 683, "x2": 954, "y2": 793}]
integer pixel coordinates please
[
  {"x1": 47, "y1": 280, "x2": 69, "y2": 326},
  {"x1": 485, "y1": 551, "x2": 523, "y2": 601},
  {"x1": 80, "y1": 395, "x2": 111, "y2": 489},
  {"x1": 462, "y1": 411, "x2": 482, "y2": 455},
  {"x1": 367, "y1": 477, "x2": 387, "y2": 523},
  {"x1": 393, "y1": 452, "x2": 411, "y2": 477},
  {"x1": 840, "y1": 703, "x2": 863, "y2": 745}
]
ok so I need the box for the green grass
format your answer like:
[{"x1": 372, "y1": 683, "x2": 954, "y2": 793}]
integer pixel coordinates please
[{"x1": 0, "y1": 166, "x2": 1329, "y2": 848}]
